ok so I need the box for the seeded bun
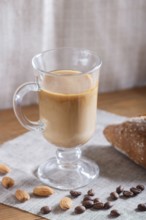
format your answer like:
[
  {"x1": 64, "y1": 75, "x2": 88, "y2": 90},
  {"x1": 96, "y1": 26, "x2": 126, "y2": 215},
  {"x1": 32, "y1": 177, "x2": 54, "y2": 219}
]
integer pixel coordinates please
[{"x1": 103, "y1": 116, "x2": 146, "y2": 169}]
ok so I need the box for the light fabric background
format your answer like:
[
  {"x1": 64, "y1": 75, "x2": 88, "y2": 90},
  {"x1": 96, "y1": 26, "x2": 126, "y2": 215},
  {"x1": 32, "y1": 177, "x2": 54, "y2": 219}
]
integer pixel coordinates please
[{"x1": 0, "y1": 0, "x2": 146, "y2": 109}]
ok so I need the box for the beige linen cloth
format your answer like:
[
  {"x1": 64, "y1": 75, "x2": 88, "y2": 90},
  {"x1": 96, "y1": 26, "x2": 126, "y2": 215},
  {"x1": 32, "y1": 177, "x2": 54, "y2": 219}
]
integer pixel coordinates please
[{"x1": 0, "y1": 110, "x2": 146, "y2": 220}]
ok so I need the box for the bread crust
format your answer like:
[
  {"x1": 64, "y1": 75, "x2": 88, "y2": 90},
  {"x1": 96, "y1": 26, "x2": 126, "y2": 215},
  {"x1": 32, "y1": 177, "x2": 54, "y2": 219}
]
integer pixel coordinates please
[{"x1": 103, "y1": 117, "x2": 146, "y2": 169}]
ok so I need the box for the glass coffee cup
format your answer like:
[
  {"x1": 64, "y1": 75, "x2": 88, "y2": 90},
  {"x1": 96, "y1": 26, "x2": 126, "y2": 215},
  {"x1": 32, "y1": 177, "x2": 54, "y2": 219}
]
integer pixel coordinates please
[{"x1": 13, "y1": 48, "x2": 102, "y2": 190}]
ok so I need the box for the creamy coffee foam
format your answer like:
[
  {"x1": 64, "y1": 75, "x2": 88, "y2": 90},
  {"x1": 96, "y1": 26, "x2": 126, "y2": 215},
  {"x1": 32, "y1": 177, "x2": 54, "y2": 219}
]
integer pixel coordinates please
[
  {"x1": 41, "y1": 70, "x2": 95, "y2": 94},
  {"x1": 39, "y1": 70, "x2": 98, "y2": 148}
]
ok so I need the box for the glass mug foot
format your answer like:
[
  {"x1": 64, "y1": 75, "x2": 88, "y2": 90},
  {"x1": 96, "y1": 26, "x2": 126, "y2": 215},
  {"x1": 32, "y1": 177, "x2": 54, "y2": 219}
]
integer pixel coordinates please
[{"x1": 37, "y1": 155, "x2": 99, "y2": 190}]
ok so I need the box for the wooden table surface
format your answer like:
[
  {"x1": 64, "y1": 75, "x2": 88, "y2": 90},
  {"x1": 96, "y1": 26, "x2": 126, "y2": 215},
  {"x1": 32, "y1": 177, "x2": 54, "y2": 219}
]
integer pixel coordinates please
[{"x1": 0, "y1": 86, "x2": 146, "y2": 220}]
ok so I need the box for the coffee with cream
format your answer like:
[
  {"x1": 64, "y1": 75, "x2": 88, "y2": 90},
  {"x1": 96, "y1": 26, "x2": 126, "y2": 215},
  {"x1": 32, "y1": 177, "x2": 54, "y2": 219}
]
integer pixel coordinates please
[{"x1": 39, "y1": 70, "x2": 98, "y2": 148}]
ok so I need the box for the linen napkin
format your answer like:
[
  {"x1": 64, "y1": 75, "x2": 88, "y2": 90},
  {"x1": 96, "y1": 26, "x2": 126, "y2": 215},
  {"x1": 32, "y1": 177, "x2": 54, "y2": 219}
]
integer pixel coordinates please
[{"x1": 0, "y1": 110, "x2": 146, "y2": 220}]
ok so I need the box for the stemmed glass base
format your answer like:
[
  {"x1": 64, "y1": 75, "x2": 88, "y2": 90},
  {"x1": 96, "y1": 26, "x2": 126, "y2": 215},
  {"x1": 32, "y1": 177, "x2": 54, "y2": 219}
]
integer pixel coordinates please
[{"x1": 37, "y1": 147, "x2": 99, "y2": 190}]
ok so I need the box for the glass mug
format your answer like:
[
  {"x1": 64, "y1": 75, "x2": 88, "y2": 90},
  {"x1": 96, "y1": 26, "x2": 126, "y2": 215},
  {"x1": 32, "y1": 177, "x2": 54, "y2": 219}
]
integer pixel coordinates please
[{"x1": 13, "y1": 48, "x2": 102, "y2": 190}]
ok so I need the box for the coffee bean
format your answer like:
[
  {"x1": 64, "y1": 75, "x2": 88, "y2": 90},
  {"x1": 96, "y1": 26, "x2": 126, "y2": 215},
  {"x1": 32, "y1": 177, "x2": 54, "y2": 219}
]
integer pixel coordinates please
[
  {"x1": 87, "y1": 189, "x2": 95, "y2": 196},
  {"x1": 110, "y1": 209, "x2": 120, "y2": 217},
  {"x1": 136, "y1": 185, "x2": 145, "y2": 191},
  {"x1": 70, "y1": 190, "x2": 81, "y2": 197},
  {"x1": 82, "y1": 200, "x2": 94, "y2": 208},
  {"x1": 123, "y1": 190, "x2": 134, "y2": 197},
  {"x1": 110, "y1": 192, "x2": 119, "y2": 200},
  {"x1": 104, "y1": 201, "x2": 112, "y2": 209},
  {"x1": 40, "y1": 206, "x2": 51, "y2": 214},
  {"x1": 116, "y1": 185, "x2": 124, "y2": 194},
  {"x1": 93, "y1": 202, "x2": 104, "y2": 209},
  {"x1": 130, "y1": 187, "x2": 141, "y2": 195},
  {"x1": 83, "y1": 195, "x2": 93, "y2": 201},
  {"x1": 94, "y1": 198, "x2": 101, "y2": 203},
  {"x1": 137, "y1": 203, "x2": 146, "y2": 211},
  {"x1": 75, "y1": 205, "x2": 86, "y2": 214}
]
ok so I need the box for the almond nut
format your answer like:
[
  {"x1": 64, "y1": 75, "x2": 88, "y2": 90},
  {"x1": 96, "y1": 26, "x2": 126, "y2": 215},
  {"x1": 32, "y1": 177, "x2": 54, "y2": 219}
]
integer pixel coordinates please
[
  {"x1": 0, "y1": 163, "x2": 11, "y2": 174},
  {"x1": 33, "y1": 185, "x2": 54, "y2": 197},
  {"x1": 2, "y1": 176, "x2": 15, "y2": 188},
  {"x1": 59, "y1": 197, "x2": 72, "y2": 210},
  {"x1": 15, "y1": 189, "x2": 30, "y2": 202}
]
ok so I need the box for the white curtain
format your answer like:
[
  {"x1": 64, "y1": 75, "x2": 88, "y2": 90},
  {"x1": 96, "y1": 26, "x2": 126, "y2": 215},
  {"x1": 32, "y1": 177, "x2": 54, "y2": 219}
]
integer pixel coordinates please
[{"x1": 0, "y1": 0, "x2": 146, "y2": 109}]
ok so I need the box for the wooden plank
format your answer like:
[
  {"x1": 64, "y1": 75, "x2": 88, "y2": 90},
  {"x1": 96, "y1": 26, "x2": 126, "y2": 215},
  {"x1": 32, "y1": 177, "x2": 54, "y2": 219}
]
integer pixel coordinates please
[
  {"x1": 1, "y1": 86, "x2": 146, "y2": 145},
  {"x1": 0, "y1": 105, "x2": 39, "y2": 144},
  {"x1": 0, "y1": 204, "x2": 45, "y2": 220},
  {"x1": 98, "y1": 86, "x2": 146, "y2": 117}
]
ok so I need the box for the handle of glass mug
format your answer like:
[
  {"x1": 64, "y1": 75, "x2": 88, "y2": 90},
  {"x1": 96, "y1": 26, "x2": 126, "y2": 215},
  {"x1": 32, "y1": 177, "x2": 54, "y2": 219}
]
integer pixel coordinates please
[{"x1": 13, "y1": 82, "x2": 43, "y2": 131}]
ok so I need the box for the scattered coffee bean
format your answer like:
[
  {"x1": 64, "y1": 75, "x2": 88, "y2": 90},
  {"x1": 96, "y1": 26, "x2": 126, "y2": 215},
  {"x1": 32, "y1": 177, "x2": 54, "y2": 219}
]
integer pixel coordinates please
[
  {"x1": 136, "y1": 185, "x2": 145, "y2": 191},
  {"x1": 110, "y1": 209, "x2": 120, "y2": 217},
  {"x1": 82, "y1": 200, "x2": 94, "y2": 208},
  {"x1": 87, "y1": 189, "x2": 95, "y2": 196},
  {"x1": 104, "y1": 201, "x2": 112, "y2": 209},
  {"x1": 137, "y1": 203, "x2": 146, "y2": 211},
  {"x1": 94, "y1": 198, "x2": 101, "y2": 203},
  {"x1": 116, "y1": 185, "x2": 124, "y2": 194},
  {"x1": 130, "y1": 187, "x2": 141, "y2": 195},
  {"x1": 110, "y1": 192, "x2": 119, "y2": 200},
  {"x1": 123, "y1": 190, "x2": 134, "y2": 198},
  {"x1": 93, "y1": 202, "x2": 104, "y2": 209},
  {"x1": 83, "y1": 195, "x2": 93, "y2": 201},
  {"x1": 40, "y1": 206, "x2": 51, "y2": 214},
  {"x1": 70, "y1": 190, "x2": 81, "y2": 197},
  {"x1": 75, "y1": 205, "x2": 86, "y2": 214}
]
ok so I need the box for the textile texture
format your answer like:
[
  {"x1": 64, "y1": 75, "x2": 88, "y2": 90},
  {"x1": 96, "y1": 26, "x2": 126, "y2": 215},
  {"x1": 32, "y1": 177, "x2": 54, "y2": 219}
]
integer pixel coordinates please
[{"x1": 0, "y1": 110, "x2": 146, "y2": 220}]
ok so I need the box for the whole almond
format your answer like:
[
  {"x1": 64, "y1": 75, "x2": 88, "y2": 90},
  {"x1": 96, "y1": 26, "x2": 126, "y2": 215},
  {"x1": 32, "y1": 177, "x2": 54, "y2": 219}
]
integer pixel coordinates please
[
  {"x1": 15, "y1": 189, "x2": 30, "y2": 202},
  {"x1": 33, "y1": 185, "x2": 54, "y2": 197},
  {"x1": 59, "y1": 197, "x2": 72, "y2": 210},
  {"x1": 0, "y1": 164, "x2": 11, "y2": 174},
  {"x1": 2, "y1": 176, "x2": 15, "y2": 188}
]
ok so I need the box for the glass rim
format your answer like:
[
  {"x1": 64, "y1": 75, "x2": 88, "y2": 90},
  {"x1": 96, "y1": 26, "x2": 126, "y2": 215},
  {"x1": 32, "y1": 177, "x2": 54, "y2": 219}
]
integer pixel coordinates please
[{"x1": 32, "y1": 47, "x2": 102, "y2": 76}]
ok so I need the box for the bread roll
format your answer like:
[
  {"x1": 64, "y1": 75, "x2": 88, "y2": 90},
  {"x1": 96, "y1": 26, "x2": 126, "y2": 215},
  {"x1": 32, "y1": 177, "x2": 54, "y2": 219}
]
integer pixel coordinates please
[{"x1": 103, "y1": 116, "x2": 146, "y2": 169}]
